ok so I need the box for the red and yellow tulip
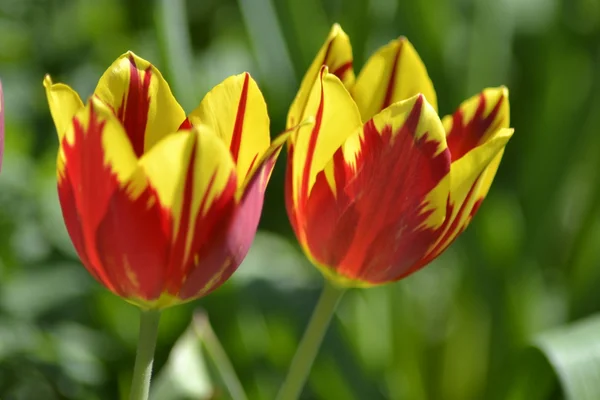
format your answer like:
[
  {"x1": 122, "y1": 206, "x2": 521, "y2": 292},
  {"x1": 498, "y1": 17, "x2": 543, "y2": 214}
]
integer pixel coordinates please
[
  {"x1": 286, "y1": 24, "x2": 513, "y2": 287},
  {"x1": 45, "y1": 52, "x2": 287, "y2": 308}
]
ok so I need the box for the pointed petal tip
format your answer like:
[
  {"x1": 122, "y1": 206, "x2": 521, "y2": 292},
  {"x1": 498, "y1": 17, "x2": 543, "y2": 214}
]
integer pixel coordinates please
[
  {"x1": 499, "y1": 127, "x2": 515, "y2": 140},
  {"x1": 330, "y1": 23, "x2": 344, "y2": 35},
  {"x1": 118, "y1": 50, "x2": 147, "y2": 66},
  {"x1": 43, "y1": 74, "x2": 53, "y2": 88},
  {"x1": 484, "y1": 85, "x2": 509, "y2": 100},
  {"x1": 123, "y1": 50, "x2": 137, "y2": 59}
]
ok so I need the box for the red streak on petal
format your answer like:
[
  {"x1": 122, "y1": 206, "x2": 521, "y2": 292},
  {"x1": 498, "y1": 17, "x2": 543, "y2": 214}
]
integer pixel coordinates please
[
  {"x1": 180, "y1": 146, "x2": 279, "y2": 300},
  {"x1": 321, "y1": 39, "x2": 353, "y2": 81},
  {"x1": 302, "y1": 96, "x2": 452, "y2": 284},
  {"x1": 117, "y1": 55, "x2": 152, "y2": 157},
  {"x1": 285, "y1": 144, "x2": 300, "y2": 236},
  {"x1": 178, "y1": 118, "x2": 193, "y2": 130},
  {"x1": 246, "y1": 153, "x2": 259, "y2": 178},
  {"x1": 331, "y1": 61, "x2": 353, "y2": 80},
  {"x1": 447, "y1": 93, "x2": 505, "y2": 161},
  {"x1": 299, "y1": 70, "x2": 326, "y2": 209},
  {"x1": 177, "y1": 171, "x2": 237, "y2": 299},
  {"x1": 470, "y1": 198, "x2": 484, "y2": 217},
  {"x1": 165, "y1": 137, "x2": 238, "y2": 299},
  {"x1": 60, "y1": 104, "x2": 126, "y2": 294},
  {"x1": 230, "y1": 73, "x2": 250, "y2": 164},
  {"x1": 418, "y1": 178, "x2": 480, "y2": 268},
  {"x1": 166, "y1": 139, "x2": 198, "y2": 293},
  {"x1": 381, "y1": 41, "x2": 403, "y2": 111}
]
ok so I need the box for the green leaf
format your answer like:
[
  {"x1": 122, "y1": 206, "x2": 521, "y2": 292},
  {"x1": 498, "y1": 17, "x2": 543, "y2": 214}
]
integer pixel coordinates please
[{"x1": 534, "y1": 314, "x2": 600, "y2": 400}]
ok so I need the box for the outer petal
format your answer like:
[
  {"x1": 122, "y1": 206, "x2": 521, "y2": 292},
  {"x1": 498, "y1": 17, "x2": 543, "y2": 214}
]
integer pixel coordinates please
[
  {"x1": 94, "y1": 51, "x2": 186, "y2": 157},
  {"x1": 299, "y1": 94, "x2": 451, "y2": 287},
  {"x1": 287, "y1": 23, "x2": 355, "y2": 128},
  {"x1": 416, "y1": 87, "x2": 512, "y2": 264},
  {"x1": 187, "y1": 73, "x2": 270, "y2": 184},
  {"x1": 44, "y1": 75, "x2": 84, "y2": 142},
  {"x1": 178, "y1": 130, "x2": 291, "y2": 300},
  {"x1": 352, "y1": 37, "x2": 438, "y2": 122},
  {"x1": 288, "y1": 66, "x2": 362, "y2": 222},
  {"x1": 443, "y1": 87, "x2": 510, "y2": 161},
  {"x1": 421, "y1": 128, "x2": 513, "y2": 265},
  {"x1": 58, "y1": 97, "x2": 168, "y2": 301},
  {"x1": 138, "y1": 126, "x2": 238, "y2": 308}
]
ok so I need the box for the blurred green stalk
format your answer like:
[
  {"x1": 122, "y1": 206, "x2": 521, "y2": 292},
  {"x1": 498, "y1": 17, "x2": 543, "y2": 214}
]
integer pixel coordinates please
[
  {"x1": 129, "y1": 310, "x2": 161, "y2": 400},
  {"x1": 276, "y1": 280, "x2": 346, "y2": 400},
  {"x1": 155, "y1": 0, "x2": 196, "y2": 111},
  {"x1": 193, "y1": 312, "x2": 248, "y2": 400}
]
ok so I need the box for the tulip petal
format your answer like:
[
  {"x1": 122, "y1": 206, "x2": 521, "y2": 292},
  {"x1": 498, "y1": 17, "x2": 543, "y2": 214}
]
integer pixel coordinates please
[
  {"x1": 187, "y1": 73, "x2": 270, "y2": 184},
  {"x1": 287, "y1": 23, "x2": 355, "y2": 128},
  {"x1": 94, "y1": 51, "x2": 186, "y2": 157},
  {"x1": 139, "y1": 126, "x2": 237, "y2": 306},
  {"x1": 299, "y1": 94, "x2": 451, "y2": 286},
  {"x1": 422, "y1": 128, "x2": 514, "y2": 264},
  {"x1": 416, "y1": 88, "x2": 511, "y2": 264},
  {"x1": 44, "y1": 75, "x2": 84, "y2": 142},
  {"x1": 179, "y1": 130, "x2": 291, "y2": 300},
  {"x1": 352, "y1": 37, "x2": 438, "y2": 122},
  {"x1": 58, "y1": 97, "x2": 163, "y2": 298},
  {"x1": 443, "y1": 87, "x2": 510, "y2": 161},
  {"x1": 289, "y1": 66, "x2": 362, "y2": 218}
]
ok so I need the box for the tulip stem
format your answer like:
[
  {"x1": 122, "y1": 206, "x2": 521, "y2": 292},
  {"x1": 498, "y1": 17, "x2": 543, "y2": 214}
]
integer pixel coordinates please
[
  {"x1": 129, "y1": 309, "x2": 161, "y2": 400},
  {"x1": 276, "y1": 280, "x2": 346, "y2": 400}
]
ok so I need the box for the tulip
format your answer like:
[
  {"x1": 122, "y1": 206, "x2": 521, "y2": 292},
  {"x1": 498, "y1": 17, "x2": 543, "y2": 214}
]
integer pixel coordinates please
[
  {"x1": 45, "y1": 51, "x2": 291, "y2": 400},
  {"x1": 44, "y1": 52, "x2": 287, "y2": 309},
  {"x1": 278, "y1": 24, "x2": 513, "y2": 400},
  {"x1": 286, "y1": 24, "x2": 513, "y2": 287}
]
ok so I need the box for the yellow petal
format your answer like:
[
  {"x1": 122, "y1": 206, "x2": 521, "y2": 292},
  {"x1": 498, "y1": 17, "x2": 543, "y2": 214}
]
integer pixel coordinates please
[
  {"x1": 94, "y1": 51, "x2": 186, "y2": 156},
  {"x1": 59, "y1": 96, "x2": 142, "y2": 188},
  {"x1": 187, "y1": 73, "x2": 269, "y2": 185},
  {"x1": 352, "y1": 37, "x2": 438, "y2": 122},
  {"x1": 44, "y1": 75, "x2": 84, "y2": 142},
  {"x1": 443, "y1": 86, "x2": 510, "y2": 161},
  {"x1": 139, "y1": 125, "x2": 237, "y2": 248},
  {"x1": 291, "y1": 95, "x2": 452, "y2": 287},
  {"x1": 238, "y1": 128, "x2": 291, "y2": 199},
  {"x1": 289, "y1": 66, "x2": 362, "y2": 212},
  {"x1": 424, "y1": 128, "x2": 514, "y2": 262},
  {"x1": 287, "y1": 23, "x2": 355, "y2": 129},
  {"x1": 58, "y1": 97, "x2": 147, "y2": 292}
]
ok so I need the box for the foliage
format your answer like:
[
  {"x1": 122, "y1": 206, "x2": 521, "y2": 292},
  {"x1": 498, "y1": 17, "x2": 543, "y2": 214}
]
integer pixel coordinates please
[{"x1": 1, "y1": 0, "x2": 600, "y2": 398}]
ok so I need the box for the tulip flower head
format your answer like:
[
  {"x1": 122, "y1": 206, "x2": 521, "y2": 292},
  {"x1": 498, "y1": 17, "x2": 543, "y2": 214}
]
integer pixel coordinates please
[
  {"x1": 45, "y1": 52, "x2": 287, "y2": 308},
  {"x1": 286, "y1": 24, "x2": 513, "y2": 287}
]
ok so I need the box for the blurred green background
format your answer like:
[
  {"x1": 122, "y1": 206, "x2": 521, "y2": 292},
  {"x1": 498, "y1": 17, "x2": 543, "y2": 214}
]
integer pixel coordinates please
[{"x1": 1, "y1": 0, "x2": 600, "y2": 399}]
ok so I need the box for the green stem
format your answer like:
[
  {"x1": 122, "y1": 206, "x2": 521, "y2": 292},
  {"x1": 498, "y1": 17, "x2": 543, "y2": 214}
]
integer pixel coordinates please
[
  {"x1": 276, "y1": 280, "x2": 346, "y2": 400},
  {"x1": 193, "y1": 312, "x2": 248, "y2": 400},
  {"x1": 129, "y1": 309, "x2": 161, "y2": 400}
]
